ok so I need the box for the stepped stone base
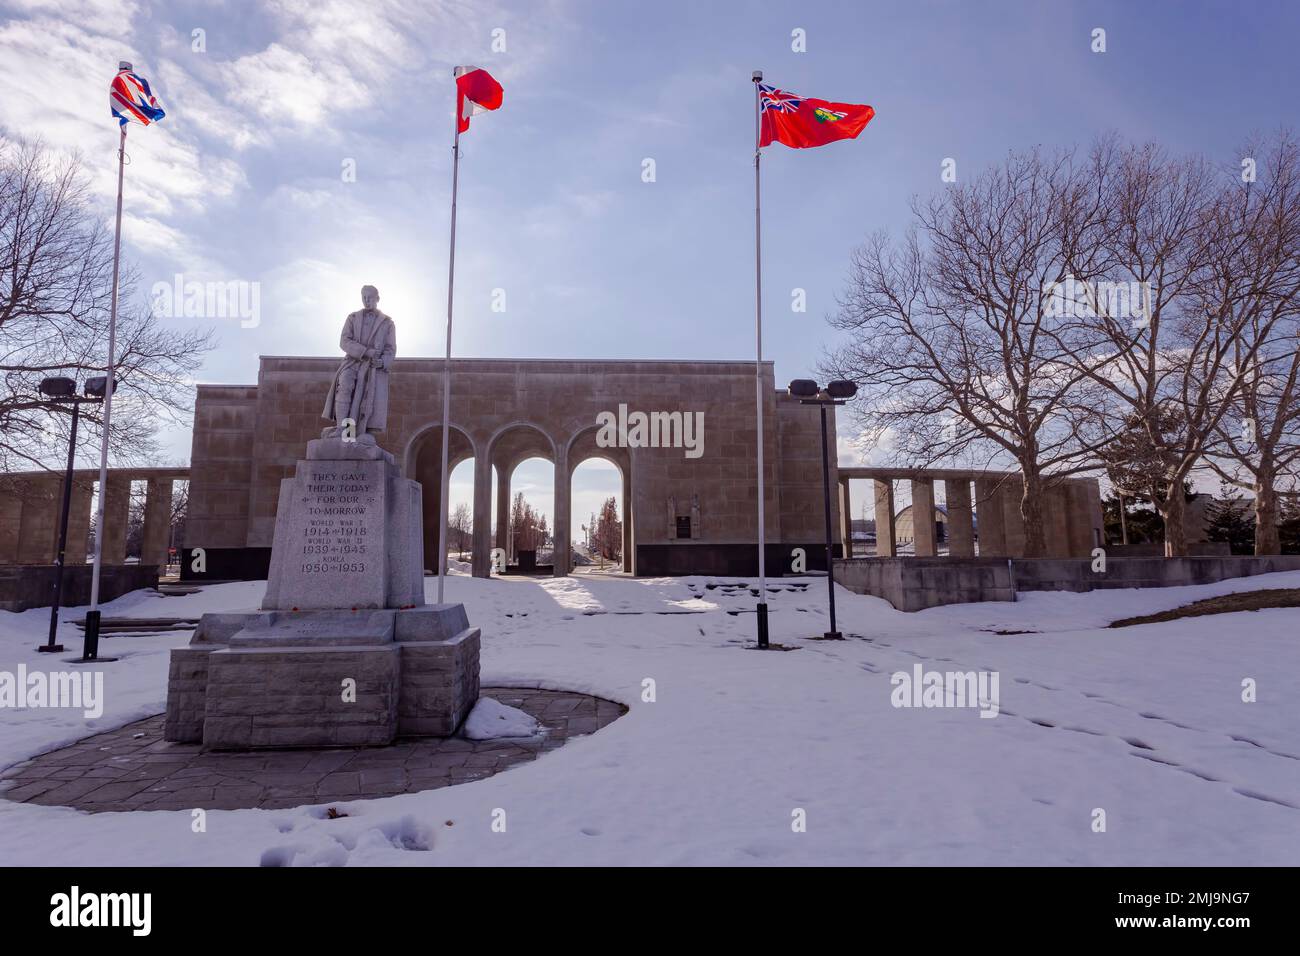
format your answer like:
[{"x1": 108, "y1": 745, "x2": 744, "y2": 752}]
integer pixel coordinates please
[
  {"x1": 164, "y1": 604, "x2": 479, "y2": 750},
  {"x1": 165, "y1": 440, "x2": 480, "y2": 751}
]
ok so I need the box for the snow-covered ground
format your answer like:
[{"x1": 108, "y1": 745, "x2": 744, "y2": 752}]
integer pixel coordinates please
[{"x1": 1, "y1": 570, "x2": 1298, "y2": 866}]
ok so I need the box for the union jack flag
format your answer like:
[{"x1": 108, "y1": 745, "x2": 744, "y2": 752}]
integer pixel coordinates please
[
  {"x1": 759, "y1": 85, "x2": 803, "y2": 113},
  {"x1": 110, "y1": 65, "x2": 165, "y2": 128}
]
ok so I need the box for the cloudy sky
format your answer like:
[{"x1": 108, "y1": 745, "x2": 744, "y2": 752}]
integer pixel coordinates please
[{"x1": 3, "y1": 0, "x2": 1297, "y2": 526}]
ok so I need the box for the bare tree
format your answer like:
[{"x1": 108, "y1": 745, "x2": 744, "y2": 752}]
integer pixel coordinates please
[
  {"x1": 449, "y1": 502, "x2": 472, "y2": 557},
  {"x1": 824, "y1": 144, "x2": 1115, "y2": 556},
  {"x1": 0, "y1": 137, "x2": 212, "y2": 473},
  {"x1": 510, "y1": 491, "x2": 546, "y2": 552},
  {"x1": 1201, "y1": 133, "x2": 1300, "y2": 554},
  {"x1": 1072, "y1": 139, "x2": 1299, "y2": 555}
]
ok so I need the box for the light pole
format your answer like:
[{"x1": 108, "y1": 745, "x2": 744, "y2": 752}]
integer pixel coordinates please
[
  {"x1": 789, "y1": 378, "x2": 858, "y2": 640},
  {"x1": 36, "y1": 376, "x2": 106, "y2": 654}
]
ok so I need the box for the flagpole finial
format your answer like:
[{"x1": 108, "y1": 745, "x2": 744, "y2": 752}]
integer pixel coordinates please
[
  {"x1": 752, "y1": 70, "x2": 763, "y2": 82},
  {"x1": 119, "y1": 60, "x2": 133, "y2": 71}
]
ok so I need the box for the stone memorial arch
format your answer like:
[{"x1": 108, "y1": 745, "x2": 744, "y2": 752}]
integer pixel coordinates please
[{"x1": 183, "y1": 356, "x2": 836, "y2": 581}]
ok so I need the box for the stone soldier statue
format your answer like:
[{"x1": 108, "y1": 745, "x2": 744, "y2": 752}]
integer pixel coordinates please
[{"x1": 322, "y1": 285, "x2": 397, "y2": 438}]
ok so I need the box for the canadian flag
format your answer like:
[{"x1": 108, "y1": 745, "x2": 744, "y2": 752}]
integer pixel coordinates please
[{"x1": 454, "y1": 66, "x2": 503, "y2": 133}]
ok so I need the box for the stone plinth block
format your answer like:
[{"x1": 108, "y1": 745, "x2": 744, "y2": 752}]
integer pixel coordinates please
[
  {"x1": 397, "y1": 628, "x2": 480, "y2": 736},
  {"x1": 262, "y1": 456, "x2": 423, "y2": 611},
  {"x1": 203, "y1": 644, "x2": 400, "y2": 750},
  {"x1": 163, "y1": 646, "x2": 214, "y2": 743},
  {"x1": 163, "y1": 606, "x2": 482, "y2": 749},
  {"x1": 395, "y1": 603, "x2": 470, "y2": 642},
  {"x1": 228, "y1": 609, "x2": 396, "y2": 646}
]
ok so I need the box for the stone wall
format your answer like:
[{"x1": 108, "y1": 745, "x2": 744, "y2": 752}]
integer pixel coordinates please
[
  {"x1": 1010, "y1": 555, "x2": 1300, "y2": 592},
  {"x1": 833, "y1": 557, "x2": 1016, "y2": 613},
  {"x1": 834, "y1": 554, "x2": 1300, "y2": 611},
  {"x1": 0, "y1": 564, "x2": 160, "y2": 612}
]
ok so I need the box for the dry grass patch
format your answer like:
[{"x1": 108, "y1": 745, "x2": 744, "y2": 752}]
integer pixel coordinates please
[{"x1": 1109, "y1": 588, "x2": 1300, "y2": 628}]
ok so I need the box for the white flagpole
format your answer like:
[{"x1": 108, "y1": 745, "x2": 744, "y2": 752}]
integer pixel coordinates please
[
  {"x1": 84, "y1": 119, "x2": 128, "y2": 658},
  {"x1": 436, "y1": 101, "x2": 462, "y2": 607},
  {"x1": 752, "y1": 70, "x2": 769, "y2": 648}
]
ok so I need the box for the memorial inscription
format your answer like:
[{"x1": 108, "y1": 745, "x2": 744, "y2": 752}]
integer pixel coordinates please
[
  {"x1": 298, "y1": 467, "x2": 376, "y2": 575},
  {"x1": 263, "y1": 458, "x2": 391, "y2": 610}
]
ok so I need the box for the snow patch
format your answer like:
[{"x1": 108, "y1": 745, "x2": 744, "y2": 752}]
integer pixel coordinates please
[{"x1": 462, "y1": 697, "x2": 542, "y2": 740}]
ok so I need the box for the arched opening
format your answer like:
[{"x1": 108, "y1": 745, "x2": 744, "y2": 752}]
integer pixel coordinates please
[
  {"x1": 444, "y1": 458, "x2": 476, "y2": 568},
  {"x1": 503, "y1": 457, "x2": 555, "y2": 573},
  {"x1": 571, "y1": 458, "x2": 627, "y2": 574},
  {"x1": 568, "y1": 427, "x2": 633, "y2": 574},
  {"x1": 489, "y1": 424, "x2": 556, "y2": 576},
  {"x1": 409, "y1": 424, "x2": 475, "y2": 574}
]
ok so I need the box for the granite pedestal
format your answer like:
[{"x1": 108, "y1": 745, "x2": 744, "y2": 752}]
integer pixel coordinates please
[{"x1": 164, "y1": 437, "x2": 480, "y2": 749}]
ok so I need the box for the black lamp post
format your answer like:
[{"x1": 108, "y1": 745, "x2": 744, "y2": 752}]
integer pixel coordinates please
[
  {"x1": 36, "y1": 376, "x2": 105, "y2": 654},
  {"x1": 789, "y1": 378, "x2": 858, "y2": 640}
]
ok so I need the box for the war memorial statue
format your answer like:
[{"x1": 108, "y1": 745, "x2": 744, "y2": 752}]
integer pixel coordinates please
[
  {"x1": 322, "y1": 284, "x2": 396, "y2": 441},
  {"x1": 163, "y1": 284, "x2": 480, "y2": 750}
]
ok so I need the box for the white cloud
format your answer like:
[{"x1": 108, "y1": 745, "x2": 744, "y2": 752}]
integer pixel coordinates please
[
  {"x1": 153, "y1": 51, "x2": 267, "y2": 151},
  {"x1": 226, "y1": 0, "x2": 569, "y2": 134},
  {"x1": 121, "y1": 213, "x2": 226, "y2": 277},
  {"x1": 225, "y1": 42, "x2": 368, "y2": 127},
  {"x1": 0, "y1": 17, "x2": 246, "y2": 216},
  {"x1": 6, "y1": 0, "x2": 141, "y2": 38}
]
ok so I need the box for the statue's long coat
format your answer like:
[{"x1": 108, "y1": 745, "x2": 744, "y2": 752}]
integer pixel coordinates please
[{"x1": 321, "y1": 308, "x2": 397, "y2": 432}]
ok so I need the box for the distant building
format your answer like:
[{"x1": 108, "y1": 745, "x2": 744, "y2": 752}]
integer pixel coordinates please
[{"x1": 895, "y1": 503, "x2": 949, "y2": 547}]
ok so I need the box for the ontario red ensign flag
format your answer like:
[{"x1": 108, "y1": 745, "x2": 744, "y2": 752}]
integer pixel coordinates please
[
  {"x1": 455, "y1": 66, "x2": 503, "y2": 132},
  {"x1": 759, "y1": 84, "x2": 874, "y2": 149}
]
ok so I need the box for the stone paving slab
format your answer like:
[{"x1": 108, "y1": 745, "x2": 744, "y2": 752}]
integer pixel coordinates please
[{"x1": 0, "y1": 688, "x2": 625, "y2": 813}]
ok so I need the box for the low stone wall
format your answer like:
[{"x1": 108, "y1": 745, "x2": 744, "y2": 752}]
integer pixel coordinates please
[
  {"x1": 834, "y1": 555, "x2": 1300, "y2": 611},
  {"x1": 833, "y1": 557, "x2": 1015, "y2": 613},
  {"x1": 1012, "y1": 555, "x2": 1300, "y2": 593},
  {"x1": 0, "y1": 564, "x2": 160, "y2": 613},
  {"x1": 1107, "y1": 542, "x2": 1232, "y2": 558}
]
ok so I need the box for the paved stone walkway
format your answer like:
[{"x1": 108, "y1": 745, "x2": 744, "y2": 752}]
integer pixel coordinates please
[{"x1": 0, "y1": 688, "x2": 625, "y2": 812}]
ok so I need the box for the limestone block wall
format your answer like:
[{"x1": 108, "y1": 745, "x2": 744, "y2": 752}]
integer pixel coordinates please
[{"x1": 185, "y1": 385, "x2": 260, "y2": 551}]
